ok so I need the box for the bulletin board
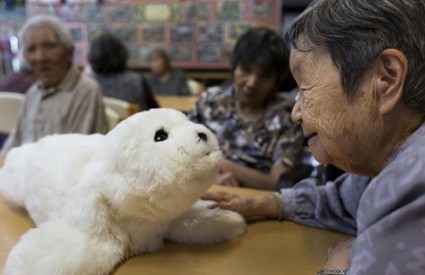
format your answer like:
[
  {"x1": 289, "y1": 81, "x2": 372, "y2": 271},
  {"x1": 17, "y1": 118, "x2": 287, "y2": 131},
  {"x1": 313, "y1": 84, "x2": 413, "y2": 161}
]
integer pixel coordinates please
[{"x1": 26, "y1": 0, "x2": 281, "y2": 69}]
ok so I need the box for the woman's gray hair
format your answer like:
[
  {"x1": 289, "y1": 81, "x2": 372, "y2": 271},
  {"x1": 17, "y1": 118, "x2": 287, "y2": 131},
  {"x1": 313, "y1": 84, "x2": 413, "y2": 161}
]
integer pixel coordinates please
[
  {"x1": 285, "y1": 0, "x2": 425, "y2": 114},
  {"x1": 19, "y1": 15, "x2": 74, "y2": 51}
]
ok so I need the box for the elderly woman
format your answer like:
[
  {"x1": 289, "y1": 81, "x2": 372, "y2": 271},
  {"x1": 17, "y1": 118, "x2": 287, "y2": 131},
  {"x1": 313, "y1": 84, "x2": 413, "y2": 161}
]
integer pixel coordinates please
[
  {"x1": 1, "y1": 15, "x2": 108, "y2": 157},
  {"x1": 147, "y1": 48, "x2": 191, "y2": 96},
  {"x1": 204, "y1": 0, "x2": 425, "y2": 274},
  {"x1": 189, "y1": 27, "x2": 305, "y2": 190}
]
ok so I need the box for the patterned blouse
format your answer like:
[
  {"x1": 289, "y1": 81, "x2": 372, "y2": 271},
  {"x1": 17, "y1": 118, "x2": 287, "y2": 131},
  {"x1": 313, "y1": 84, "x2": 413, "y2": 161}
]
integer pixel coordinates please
[{"x1": 187, "y1": 85, "x2": 304, "y2": 174}]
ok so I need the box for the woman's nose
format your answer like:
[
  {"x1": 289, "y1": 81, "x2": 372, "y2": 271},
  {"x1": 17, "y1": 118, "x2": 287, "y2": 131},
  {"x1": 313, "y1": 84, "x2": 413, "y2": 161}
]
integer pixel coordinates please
[{"x1": 246, "y1": 74, "x2": 259, "y2": 88}]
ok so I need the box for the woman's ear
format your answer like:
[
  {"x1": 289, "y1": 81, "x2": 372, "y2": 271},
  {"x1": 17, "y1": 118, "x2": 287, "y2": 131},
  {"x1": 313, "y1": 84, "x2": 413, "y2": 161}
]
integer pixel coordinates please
[{"x1": 374, "y1": 49, "x2": 408, "y2": 114}]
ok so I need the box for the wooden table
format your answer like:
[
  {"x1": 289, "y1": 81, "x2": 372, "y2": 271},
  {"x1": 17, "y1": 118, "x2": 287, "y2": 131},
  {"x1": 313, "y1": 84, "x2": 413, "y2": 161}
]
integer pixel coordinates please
[
  {"x1": 156, "y1": 95, "x2": 199, "y2": 112},
  {"x1": 0, "y1": 160, "x2": 349, "y2": 275}
]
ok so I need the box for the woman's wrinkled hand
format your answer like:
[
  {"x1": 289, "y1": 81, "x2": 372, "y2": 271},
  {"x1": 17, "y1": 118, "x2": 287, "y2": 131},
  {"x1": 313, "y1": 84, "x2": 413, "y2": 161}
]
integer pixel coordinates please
[
  {"x1": 324, "y1": 238, "x2": 355, "y2": 270},
  {"x1": 201, "y1": 191, "x2": 276, "y2": 218},
  {"x1": 215, "y1": 172, "x2": 239, "y2": 186}
]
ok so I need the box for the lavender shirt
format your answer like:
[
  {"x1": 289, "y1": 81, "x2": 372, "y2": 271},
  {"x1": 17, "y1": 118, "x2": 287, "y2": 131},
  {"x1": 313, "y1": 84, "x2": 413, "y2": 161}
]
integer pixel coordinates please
[{"x1": 281, "y1": 122, "x2": 425, "y2": 274}]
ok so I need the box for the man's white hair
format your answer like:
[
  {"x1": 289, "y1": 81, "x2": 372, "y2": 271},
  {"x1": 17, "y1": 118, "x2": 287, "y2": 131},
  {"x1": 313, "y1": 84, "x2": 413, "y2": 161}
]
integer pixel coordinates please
[{"x1": 19, "y1": 15, "x2": 74, "y2": 51}]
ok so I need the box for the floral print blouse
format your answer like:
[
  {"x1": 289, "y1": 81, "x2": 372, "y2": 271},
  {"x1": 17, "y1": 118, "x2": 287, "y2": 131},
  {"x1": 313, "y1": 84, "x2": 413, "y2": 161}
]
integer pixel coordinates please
[{"x1": 187, "y1": 85, "x2": 305, "y2": 174}]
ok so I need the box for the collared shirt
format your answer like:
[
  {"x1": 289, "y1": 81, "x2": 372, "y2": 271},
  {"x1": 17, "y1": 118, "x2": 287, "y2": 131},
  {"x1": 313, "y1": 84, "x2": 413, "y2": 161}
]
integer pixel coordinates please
[
  {"x1": 187, "y1": 85, "x2": 304, "y2": 174},
  {"x1": 1, "y1": 66, "x2": 108, "y2": 157}
]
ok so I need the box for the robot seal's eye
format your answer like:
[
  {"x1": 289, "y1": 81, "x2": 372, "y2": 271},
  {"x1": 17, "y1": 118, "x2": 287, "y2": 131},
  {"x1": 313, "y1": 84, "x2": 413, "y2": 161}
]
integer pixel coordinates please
[{"x1": 154, "y1": 129, "x2": 168, "y2": 142}]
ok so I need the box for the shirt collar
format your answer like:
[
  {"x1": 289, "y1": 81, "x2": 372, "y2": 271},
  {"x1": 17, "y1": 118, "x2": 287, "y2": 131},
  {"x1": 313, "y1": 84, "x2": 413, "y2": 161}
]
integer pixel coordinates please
[
  {"x1": 385, "y1": 121, "x2": 425, "y2": 165},
  {"x1": 36, "y1": 65, "x2": 80, "y2": 97}
]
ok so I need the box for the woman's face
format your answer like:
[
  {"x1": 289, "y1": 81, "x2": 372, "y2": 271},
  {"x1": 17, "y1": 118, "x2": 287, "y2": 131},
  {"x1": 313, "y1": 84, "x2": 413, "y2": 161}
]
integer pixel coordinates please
[
  {"x1": 290, "y1": 47, "x2": 380, "y2": 173},
  {"x1": 233, "y1": 63, "x2": 277, "y2": 106},
  {"x1": 23, "y1": 25, "x2": 73, "y2": 88},
  {"x1": 150, "y1": 54, "x2": 168, "y2": 75}
]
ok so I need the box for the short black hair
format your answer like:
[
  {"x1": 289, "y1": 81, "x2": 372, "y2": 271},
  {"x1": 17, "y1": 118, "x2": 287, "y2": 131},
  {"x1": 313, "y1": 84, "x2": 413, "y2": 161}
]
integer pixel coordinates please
[
  {"x1": 88, "y1": 32, "x2": 128, "y2": 74},
  {"x1": 230, "y1": 27, "x2": 289, "y2": 88}
]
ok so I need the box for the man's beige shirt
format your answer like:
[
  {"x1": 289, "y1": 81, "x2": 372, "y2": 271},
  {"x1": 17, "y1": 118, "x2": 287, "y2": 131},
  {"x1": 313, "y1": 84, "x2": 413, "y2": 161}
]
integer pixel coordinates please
[{"x1": 1, "y1": 66, "x2": 109, "y2": 157}]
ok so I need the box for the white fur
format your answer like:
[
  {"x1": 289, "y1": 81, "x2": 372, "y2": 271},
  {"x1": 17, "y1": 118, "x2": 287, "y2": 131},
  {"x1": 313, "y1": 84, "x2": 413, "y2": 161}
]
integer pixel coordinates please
[{"x1": 0, "y1": 108, "x2": 246, "y2": 275}]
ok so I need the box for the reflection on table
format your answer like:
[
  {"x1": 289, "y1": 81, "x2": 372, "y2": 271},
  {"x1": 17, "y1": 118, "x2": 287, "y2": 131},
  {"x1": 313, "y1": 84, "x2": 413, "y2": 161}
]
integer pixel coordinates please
[{"x1": 0, "y1": 160, "x2": 349, "y2": 275}]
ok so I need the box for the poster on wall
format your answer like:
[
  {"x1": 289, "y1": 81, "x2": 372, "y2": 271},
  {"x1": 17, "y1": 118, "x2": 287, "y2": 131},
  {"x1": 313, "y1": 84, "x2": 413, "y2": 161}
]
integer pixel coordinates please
[
  {"x1": 82, "y1": 4, "x2": 107, "y2": 22},
  {"x1": 141, "y1": 24, "x2": 167, "y2": 43},
  {"x1": 171, "y1": 24, "x2": 194, "y2": 42},
  {"x1": 226, "y1": 23, "x2": 251, "y2": 43},
  {"x1": 88, "y1": 23, "x2": 112, "y2": 40},
  {"x1": 106, "y1": 3, "x2": 133, "y2": 22},
  {"x1": 248, "y1": 0, "x2": 276, "y2": 21},
  {"x1": 184, "y1": 1, "x2": 211, "y2": 21},
  {"x1": 198, "y1": 24, "x2": 224, "y2": 43},
  {"x1": 66, "y1": 22, "x2": 88, "y2": 65},
  {"x1": 169, "y1": 44, "x2": 193, "y2": 62},
  {"x1": 217, "y1": 0, "x2": 243, "y2": 21},
  {"x1": 26, "y1": 0, "x2": 281, "y2": 68},
  {"x1": 114, "y1": 24, "x2": 138, "y2": 44},
  {"x1": 197, "y1": 43, "x2": 222, "y2": 63}
]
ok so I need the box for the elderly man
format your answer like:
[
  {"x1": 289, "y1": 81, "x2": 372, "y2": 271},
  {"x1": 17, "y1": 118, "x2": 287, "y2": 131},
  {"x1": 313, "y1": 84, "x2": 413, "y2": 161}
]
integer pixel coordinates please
[{"x1": 1, "y1": 15, "x2": 108, "y2": 157}]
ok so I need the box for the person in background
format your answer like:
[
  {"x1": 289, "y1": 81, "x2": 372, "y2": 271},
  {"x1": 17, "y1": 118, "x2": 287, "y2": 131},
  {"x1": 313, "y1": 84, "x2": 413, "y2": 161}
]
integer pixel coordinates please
[
  {"x1": 204, "y1": 0, "x2": 425, "y2": 274},
  {"x1": 0, "y1": 57, "x2": 36, "y2": 149},
  {"x1": 1, "y1": 15, "x2": 108, "y2": 158},
  {"x1": 188, "y1": 27, "x2": 305, "y2": 190},
  {"x1": 147, "y1": 48, "x2": 191, "y2": 96},
  {"x1": 87, "y1": 32, "x2": 158, "y2": 111},
  {"x1": 0, "y1": 59, "x2": 36, "y2": 94}
]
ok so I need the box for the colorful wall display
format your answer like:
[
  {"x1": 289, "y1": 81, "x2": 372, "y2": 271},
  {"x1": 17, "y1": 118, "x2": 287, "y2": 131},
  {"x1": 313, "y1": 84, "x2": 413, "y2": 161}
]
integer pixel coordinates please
[{"x1": 26, "y1": 0, "x2": 281, "y2": 69}]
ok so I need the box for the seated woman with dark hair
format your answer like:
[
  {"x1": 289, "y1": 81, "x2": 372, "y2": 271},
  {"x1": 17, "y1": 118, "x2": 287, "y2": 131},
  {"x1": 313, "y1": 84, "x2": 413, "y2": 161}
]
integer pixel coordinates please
[
  {"x1": 147, "y1": 48, "x2": 191, "y2": 96},
  {"x1": 0, "y1": 65, "x2": 36, "y2": 94},
  {"x1": 188, "y1": 27, "x2": 306, "y2": 190},
  {"x1": 88, "y1": 32, "x2": 158, "y2": 111}
]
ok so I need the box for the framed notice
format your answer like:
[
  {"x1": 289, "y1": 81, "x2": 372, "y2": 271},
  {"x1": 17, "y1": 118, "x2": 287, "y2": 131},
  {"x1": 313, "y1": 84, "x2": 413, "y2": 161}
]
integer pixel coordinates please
[{"x1": 144, "y1": 4, "x2": 171, "y2": 21}]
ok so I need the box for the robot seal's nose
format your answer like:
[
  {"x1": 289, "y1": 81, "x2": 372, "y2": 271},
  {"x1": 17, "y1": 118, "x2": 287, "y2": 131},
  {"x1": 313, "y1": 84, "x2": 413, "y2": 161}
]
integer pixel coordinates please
[{"x1": 197, "y1": 132, "x2": 208, "y2": 143}]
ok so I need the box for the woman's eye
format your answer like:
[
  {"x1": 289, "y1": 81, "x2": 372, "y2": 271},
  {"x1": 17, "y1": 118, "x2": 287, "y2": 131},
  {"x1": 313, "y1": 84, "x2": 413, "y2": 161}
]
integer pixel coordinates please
[
  {"x1": 154, "y1": 129, "x2": 168, "y2": 142},
  {"x1": 299, "y1": 87, "x2": 310, "y2": 94}
]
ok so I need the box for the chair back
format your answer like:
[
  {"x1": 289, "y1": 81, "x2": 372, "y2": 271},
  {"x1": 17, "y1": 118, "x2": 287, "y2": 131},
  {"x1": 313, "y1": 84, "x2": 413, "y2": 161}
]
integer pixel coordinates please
[
  {"x1": 187, "y1": 79, "x2": 203, "y2": 95},
  {"x1": 105, "y1": 107, "x2": 120, "y2": 130},
  {"x1": 0, "y1": 92, "x2": 25, "y2": 133},
  {"x1": 103, "y1": 97, "x2": 131, "y2": 120}
]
